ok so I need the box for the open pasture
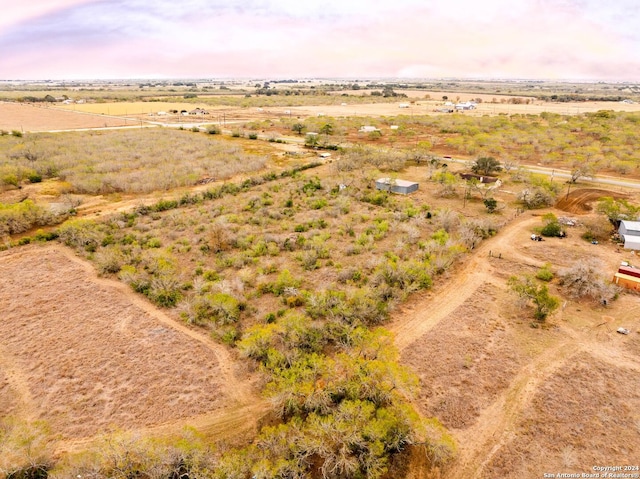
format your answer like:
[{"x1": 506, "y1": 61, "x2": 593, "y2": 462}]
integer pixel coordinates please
[
  {"x1": 55, "y1": 101, "x2": 232, "y2": 117},
  {"x1": 0, "y1": 102, "x2": 132, "y2": 132},
  {"x1": 0, "y1": 245, "x2": 230, "y2": 440},
  {"x1": 261, "y1": 97, "x2": 640, "y2": 121}
]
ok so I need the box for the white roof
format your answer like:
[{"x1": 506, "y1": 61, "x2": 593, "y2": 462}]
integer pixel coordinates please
[
  {"x1": 621, "y1": 220, "x2": 640, "y2": 232},
  {"x1": 376, "y1": 178, "x2": 418, "y2": 187}
]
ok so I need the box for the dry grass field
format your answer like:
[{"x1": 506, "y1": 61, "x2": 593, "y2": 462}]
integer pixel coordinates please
[
  {"x1": 0, "y1": 244, "x2": 250, "y2": 441},
  {"x1": 3, "y1": 80, "x2": 640, "y2": 476},
  {"x1": 248, "y1": 97, "x2": 640, "y2": 122},
  {"x1": 0, "y1": 102, "x2": 132, "y2": 132},
  {"x1": 1, "y1": 157, "x2": 639, "y2": 476},
  {"x1": 54, "y1": 101, "x2": 232, "y2": 116}
]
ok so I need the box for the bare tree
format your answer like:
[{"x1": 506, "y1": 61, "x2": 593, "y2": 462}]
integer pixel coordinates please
[
  {"x1": 558, "y1": 259, "x2": 619, "y2": 302},
  {"x1": 570, "y1": 162, "x2": 596, "y2": 183}
]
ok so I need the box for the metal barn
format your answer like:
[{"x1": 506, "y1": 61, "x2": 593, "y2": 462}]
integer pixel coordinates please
[{"x1": 375, "y1": 178, "x2": 419, "y2": 195}]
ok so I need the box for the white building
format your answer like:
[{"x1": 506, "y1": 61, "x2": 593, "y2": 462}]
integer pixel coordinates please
[
  {"x1": 618, "y1": 220, "x2": 640, "y2": 250},
  {"x1": 455, "y1": 101, "x2": 477, "y2": 111}
]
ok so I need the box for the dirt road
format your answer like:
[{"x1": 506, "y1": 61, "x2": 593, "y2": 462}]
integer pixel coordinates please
[
  {"x1": 390, "y1": 210, "x2": 639, "y2": 478},
  {"x1": 389, "y1": 213, "x2": 543, "y2": 351}
]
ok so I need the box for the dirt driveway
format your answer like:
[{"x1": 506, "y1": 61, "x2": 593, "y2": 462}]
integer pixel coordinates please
[{"x1": 390, "y1": 211, "x2": 640, "y2": 478}]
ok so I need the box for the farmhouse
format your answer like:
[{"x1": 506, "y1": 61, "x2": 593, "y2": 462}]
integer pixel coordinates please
[
  {"x1": 618, "y1": 220, "x2": 640, "y2": 250},
  {"x1": 455, "y1": 101, "x2": 477, "y2": 110},
  {"x1": 375, "y1": 178, "x2": 419, "y2": 195}
]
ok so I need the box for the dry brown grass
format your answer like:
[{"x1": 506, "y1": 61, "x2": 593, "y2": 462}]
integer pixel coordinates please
[
  {"x1": 393, "y1": 202, "x2": 640, "y2": 478},
  {"x1": 0, "y1": 128, "x2": 267, "y2": 194},
  {"x1": 484, "y1": 353, "x2": 640, "y2": 477},
  {"x1": 0, "y1": 245, "x2": 230, "y2": 440},
  {"x1": 401, "y1": 284, "x2": 523, "y2": 430},
  {"x1": 0, "y1": 102, "x2": 131, "y2": 132}
]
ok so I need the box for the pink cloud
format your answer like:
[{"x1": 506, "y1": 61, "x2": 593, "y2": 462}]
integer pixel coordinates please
[
  {"x1": 1, "y1": 0, "x2": 638, "y2": 80},
  {"x1": 0, "y1": 0, "x2": 97, "y2": 30}
]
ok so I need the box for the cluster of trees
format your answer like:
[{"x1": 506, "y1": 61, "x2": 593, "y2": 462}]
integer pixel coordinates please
[{"x1": 237, "y1": 325, "x2": 455, "y2": 477}]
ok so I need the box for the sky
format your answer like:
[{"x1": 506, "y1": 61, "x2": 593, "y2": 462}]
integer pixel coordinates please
[{"x1": 0, "y1": 0, "x2": 639, "y2": 81}]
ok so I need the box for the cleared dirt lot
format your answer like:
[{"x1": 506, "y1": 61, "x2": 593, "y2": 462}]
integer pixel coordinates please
[
  {"x1": 392, "y1": 207, "x2": 640, "y2": 478},
  {"x1": 0, "y1": 102, "x2": 132, "y2": 132},
  {"x1": 484, "y1": 353, "x2": 640, "y2": 477},
  {"x1": 0, "y1": 245, "x2": 233, "y2": 440}
]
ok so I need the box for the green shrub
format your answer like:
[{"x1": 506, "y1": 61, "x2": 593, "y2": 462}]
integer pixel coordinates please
[
  {"x1": 144, "y1": 237, "x2": 162, "y2": 248},
  {"x1": 149, "y1": 275, "x2": 183, "y2": 307},
  {"x1": 57, "y1": 219, "x2": 101, "y2": 251},
  {"x1": 361, "y1": 190, "x2": 388, "y2": 206},
  {"x1": 535, "y1": 264, "x2": 554, "y2": 282},
  {"x1": 269, "y1": 270, "x2": 301, "y2": 295},
  {"x1": 200, "y1": 292, "x2": 241, "y2": 325},
  {"x1": 301, "y1": 177, "x2": 322, "y2": 195},
  {"x1": 33, "y1": 229, "x2": 58, "y2": 242},
  {"x1": 310, "y1": 198, "x2": 327, "y2": 210},
  {"x1": 151, "y1": 199, "x2": 179, "y2": 212},
  {"x1": 27, "y1": 173, "x2": 42, "y2": 183}
]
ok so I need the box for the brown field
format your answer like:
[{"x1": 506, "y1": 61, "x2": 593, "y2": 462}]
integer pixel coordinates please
[
  {"x1": 0, "y1": 102, "x2": 133, "y2": 132},
  {"x1": 0, "y1": 245, "x2": 258, "y2": 442},
  {"x1": 392, "y1": 206, "x2": 640, "y2": 478},
  {"x1": 484, "y1": 353, "x2": 640, "y2": 477},
  {"x1": 555, "y1": 188, "x2": 628, "y2": 214},
  {"x1": 253, "y1": 98, "x2": 640, "y2": 121},
  {"x1": 4, "y1": 92, "x2": 640, "y2": 137},
  {"x1": 54, "y1": 101, "x2": 229, "y2": 116}
]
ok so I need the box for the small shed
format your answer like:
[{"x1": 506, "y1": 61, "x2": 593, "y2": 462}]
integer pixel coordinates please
[
  {"x1": 455, "y1": 101, "x2": 476, "y2": 110},
  {"x1": 459, "y1": 173, "x2": 499, "y2": 184},
  {"x1": 375, "y1": 178, "x2": 419, "y2": 195},
  {"x1": 618, "y1": 265, "x2": 640, "y2": 279},
  {"x1": 613, "y1": 272, "x2": 640, "y2": 291}
]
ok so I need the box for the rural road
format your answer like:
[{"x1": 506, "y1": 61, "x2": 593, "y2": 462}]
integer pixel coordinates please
[
  {"x1": 443, "y1": 157, "x2": 640, "y2": 190},
  {"x1": 26, "y1": 108, "x2": 640, "y2": 193}
]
